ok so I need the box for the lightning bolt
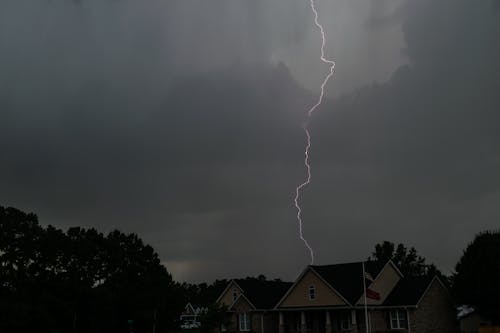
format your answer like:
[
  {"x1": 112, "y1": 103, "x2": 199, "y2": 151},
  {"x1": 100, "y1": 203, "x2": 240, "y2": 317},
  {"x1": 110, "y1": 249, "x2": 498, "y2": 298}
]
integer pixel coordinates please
[{"x1": 294, "y1": 0, "x2": 336, "y2": 264}]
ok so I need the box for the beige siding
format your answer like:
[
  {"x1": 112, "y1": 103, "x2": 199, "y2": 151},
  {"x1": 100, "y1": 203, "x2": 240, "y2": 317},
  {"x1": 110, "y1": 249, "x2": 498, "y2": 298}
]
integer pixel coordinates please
[
  {"x1": 224, "y1": 311, "x2": 258, "y2": 333},
  {"x1": 279, "y1": 270, "x2": 347, "y2": 308},
  {"x1": 357, "y1": 263, "x2": 401, "y2": 305},
  {"x1": 230, "y1": 296, "x2": 263, "y2": 333},
  {"x1": 219, "y1": 281, "x2": 244, "y2": 307},
  {"x1": 231, "y1": 310, "x2": 265, "y2": 333},
  {"x1": 232, "y1": 296, "x2": 255, "y2": 312},
  {"x1": 216, "y1": 281, "x2": 279, "y2": 333},
  {"x1": 410, "y1": 278, "x2": 457, "y2": 333}
]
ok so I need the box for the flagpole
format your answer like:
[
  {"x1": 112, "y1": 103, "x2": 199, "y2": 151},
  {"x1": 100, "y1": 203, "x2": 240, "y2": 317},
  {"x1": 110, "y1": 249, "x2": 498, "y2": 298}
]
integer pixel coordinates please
[{"x1": 362, "y1": 262, "x2": 369, "y2": 333}]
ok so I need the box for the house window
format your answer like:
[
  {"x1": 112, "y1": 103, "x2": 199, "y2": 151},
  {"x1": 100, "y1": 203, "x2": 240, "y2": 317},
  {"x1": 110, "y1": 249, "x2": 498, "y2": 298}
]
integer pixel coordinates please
[
  {"x1": 389, "y1": 310, "x2": 408, "y2": 329},
  {"x1": 239, "y1": 312, "x2": 251, "y2": 331},
  {"x1": 232, "y1": 289, "x2": 239, "y2": 302},
  {"x1": 308, "y1": 285, "x2": 316, "y2": 300},
  {"x1": 340, "y1": 312, "x2": 352, "y2": 331}
]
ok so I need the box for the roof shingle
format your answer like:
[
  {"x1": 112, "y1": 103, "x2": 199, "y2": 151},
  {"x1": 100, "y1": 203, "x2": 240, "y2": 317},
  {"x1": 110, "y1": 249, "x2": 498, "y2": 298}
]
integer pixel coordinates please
[
  {"x1": 311, "y1": 261, "x2": 386, "y2": 305},
  {"x1": 383, "y1": 276, "x2": 434, "y2": 306},
  {"x1": 235, "y1": 279, "x2": 293, "y2": 309}
]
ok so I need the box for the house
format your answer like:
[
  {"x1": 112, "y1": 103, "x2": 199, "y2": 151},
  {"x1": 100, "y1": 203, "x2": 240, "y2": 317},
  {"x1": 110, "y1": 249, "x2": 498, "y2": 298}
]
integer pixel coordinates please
[
  {"x1": 216, "y1": 261, "x2": 456, "y2": 333},
  {"x1": 216, "y1": 278, "x2": 293, "y2": 333},
  {"x1": 180, "y1": 302, "x2": 208, "y2": 329}
]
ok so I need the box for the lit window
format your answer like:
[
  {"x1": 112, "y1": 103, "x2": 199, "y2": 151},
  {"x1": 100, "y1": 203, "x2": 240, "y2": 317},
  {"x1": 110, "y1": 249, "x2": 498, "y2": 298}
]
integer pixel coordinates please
[
  {"x1": 308, "y1": 285, "x2": 316, "y2": 300},
  {"x1": 389, "y1": 310, "x2": 408, "y2": 329},
  {"x1": 239, "y1": 312, "x2": 251, "y2": 331}
]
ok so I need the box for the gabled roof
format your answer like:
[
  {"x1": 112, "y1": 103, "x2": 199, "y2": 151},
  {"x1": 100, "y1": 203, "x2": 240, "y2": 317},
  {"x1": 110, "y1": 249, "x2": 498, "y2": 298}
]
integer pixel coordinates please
[
  {"x1": 310, "y1": 261, "x2": 387, "y2": 305},
  {"x1": 216, "y1": 280, "x2": 243, "y2": 304},
  {"x1": 383, "y1": 275, "x2": 436, "y2": 306},
  {"x1": 229, "y1": 293, "x2": 257, "y2": 310},
  {"x1": 217, "y1": 262, "x2": 443, "y2": 311},
  {"x1": 274, "y1": 265, "x2": 351, "y2": 308},
  {"x1": 184, "y1": 302, "x2": 195, "y2": 315},
  {"x1": 183, "y1": 302, "x2": 208, "y2": 315},
  {"x1": 234, "y1": 279, "x2": 293, "y2": 309}
]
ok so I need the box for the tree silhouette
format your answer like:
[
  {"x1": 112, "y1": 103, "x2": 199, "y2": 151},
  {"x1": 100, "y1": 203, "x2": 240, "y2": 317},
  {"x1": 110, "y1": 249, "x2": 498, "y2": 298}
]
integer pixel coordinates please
[
  {"x1": 0, "y1": 205, "x2": 183, "y2": 333},
  {"x1": 368, "y1": 241, "x2": 444, "y2": 280},
  {"x1": 453, "y1": 230, "x2": 500, "y2": 322}
]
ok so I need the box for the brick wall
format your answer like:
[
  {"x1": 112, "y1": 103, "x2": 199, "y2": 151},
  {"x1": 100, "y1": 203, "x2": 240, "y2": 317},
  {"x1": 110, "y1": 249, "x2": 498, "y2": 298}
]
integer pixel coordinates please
[{"x1": 410, "y1": 279, "x2": 457, "y2": 333}]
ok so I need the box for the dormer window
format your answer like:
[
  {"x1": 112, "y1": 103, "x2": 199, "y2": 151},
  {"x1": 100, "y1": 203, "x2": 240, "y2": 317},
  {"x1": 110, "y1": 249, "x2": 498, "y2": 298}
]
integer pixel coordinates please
[{"x1": 308, "y1": 285, "x2": 316, "y2": 300}]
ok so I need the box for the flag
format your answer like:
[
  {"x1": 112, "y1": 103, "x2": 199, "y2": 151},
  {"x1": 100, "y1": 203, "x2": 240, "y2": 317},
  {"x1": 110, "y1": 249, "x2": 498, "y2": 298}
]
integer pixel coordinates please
[{"x1": 366, "y1": 288, "x2": 381, "y2": 300}]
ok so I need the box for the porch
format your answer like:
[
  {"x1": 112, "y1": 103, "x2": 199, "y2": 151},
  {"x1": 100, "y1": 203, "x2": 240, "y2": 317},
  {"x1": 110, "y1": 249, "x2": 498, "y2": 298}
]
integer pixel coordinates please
[{"x1": 277, "y1": 309, "x2": 369, "y2": 333}]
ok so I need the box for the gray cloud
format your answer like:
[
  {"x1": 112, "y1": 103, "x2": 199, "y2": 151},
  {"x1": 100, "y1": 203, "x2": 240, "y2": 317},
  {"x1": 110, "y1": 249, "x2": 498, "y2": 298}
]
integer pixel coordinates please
[
  {"x1": 304, "y1": 0, "x2": 500, "y2": 274},
  {"x1": 1, "y1": 0, "x2": 499, "y2": 282}
]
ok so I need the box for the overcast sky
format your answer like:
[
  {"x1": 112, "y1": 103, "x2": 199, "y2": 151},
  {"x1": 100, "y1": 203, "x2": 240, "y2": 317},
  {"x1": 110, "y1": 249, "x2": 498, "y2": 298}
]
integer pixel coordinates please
[{"x1": 1, "y1": 0, "x2": 499, "y2": 283}]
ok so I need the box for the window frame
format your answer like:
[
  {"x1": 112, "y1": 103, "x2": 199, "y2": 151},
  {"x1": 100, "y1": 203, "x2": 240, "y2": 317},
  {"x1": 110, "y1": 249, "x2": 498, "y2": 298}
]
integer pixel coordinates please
[
  {"x1": 389, "y1": 310, "x2": 408, "y2": 330},
  {"x1": 238, "y1": 312, "x2": 251, "y2": 332},
  {"x1": 308, "y1": 284, "x2": 316, "y2": 300}
]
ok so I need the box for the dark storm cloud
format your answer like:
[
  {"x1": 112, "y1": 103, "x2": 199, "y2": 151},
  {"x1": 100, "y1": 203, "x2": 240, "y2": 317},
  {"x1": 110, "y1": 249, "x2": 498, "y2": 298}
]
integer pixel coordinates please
[
  {"x1": 0, "y1": 0, "x2": 325, "y2": 281},
  {"x1": 0, "y1": 55, "x2": 316, "y2": 280},
  {"x1": 1, "y1": 0, "x2": 499, "y2": 282},
  {"x1": 0, "y1": 64, "x2": 310, "y2": 216},
  {"x1": 302, "y1": 0, "x2": 500, "y2": 273}
]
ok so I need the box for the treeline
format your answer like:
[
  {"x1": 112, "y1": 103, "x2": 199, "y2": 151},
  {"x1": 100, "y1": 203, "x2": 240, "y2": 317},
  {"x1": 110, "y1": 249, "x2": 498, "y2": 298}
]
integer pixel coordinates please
[
  {"x1": 180, "y1": 280, "x2": 228, "y2": 308},
  {"x1": 0, "y1": 206, "x2": 184, "y2": 333},
  {"x1": 368, "y1": 236, "x2": 500, "y2": 323},
  {"x1": 180, "y1": 275, "x2": 285, "y2": 308},
  {"x1": 2, "y1": 204, "x2": 499, "y2": 331},
  {"x1": 368, "y1": 240, "x2": 448, "y2": 283}
]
